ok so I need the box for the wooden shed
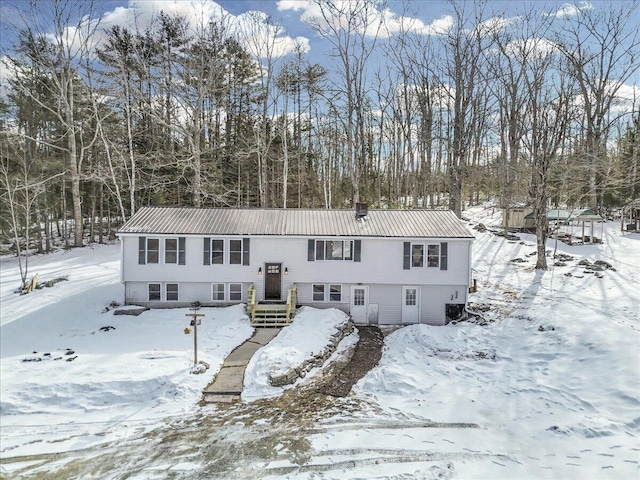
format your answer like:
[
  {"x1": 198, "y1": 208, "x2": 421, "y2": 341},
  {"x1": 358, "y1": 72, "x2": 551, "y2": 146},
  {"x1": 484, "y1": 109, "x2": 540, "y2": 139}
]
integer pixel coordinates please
[{"x1": 501, "y1": 205, "x2": 533, "y2": 231}]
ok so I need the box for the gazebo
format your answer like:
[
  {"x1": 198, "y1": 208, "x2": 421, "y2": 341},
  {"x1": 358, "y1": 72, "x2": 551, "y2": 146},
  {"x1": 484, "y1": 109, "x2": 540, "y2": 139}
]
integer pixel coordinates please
[
  {"x1": 571, "y1": 209, "x2": 603, "y2": 244},
  {"x1": 621, "y1": 199, "x2": 640, "y2": 232},
  {"x1": 523, "y1": 208, "x2": 603, "y2": 244},
  {"x1": 523, "y1": 209, "x2": 572, "y2": 232}
]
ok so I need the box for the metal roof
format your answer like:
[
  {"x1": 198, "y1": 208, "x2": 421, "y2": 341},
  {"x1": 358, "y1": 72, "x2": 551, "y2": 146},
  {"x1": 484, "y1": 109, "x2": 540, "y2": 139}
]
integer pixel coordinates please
[
  {"x1": 524, "y1": 209, "x2": 573, "y2": 221},
  {"x1": 118, "y1": 207, "x2": 475, "y2": 239},
  {"x1": 524, "y1": 209, "x2": 603, "y2": 222}
]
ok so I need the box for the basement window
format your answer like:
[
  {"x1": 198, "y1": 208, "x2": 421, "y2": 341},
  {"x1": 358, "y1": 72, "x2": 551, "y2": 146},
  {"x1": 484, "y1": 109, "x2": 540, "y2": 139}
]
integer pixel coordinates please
[
  {"x1": 212, "y1": 283, "x2": 225, "y2": 301},
  {"x1": 229, "y1": 283, "x2": 242, "y2": 301},
  {"x1": 148, "y1": 283, "x2": 161, "y2": 301},
  {"x1": 312, "y1": 284, "x2": 325, "y2": 302},
  {"x1": 166, "y1": 283, "x2": 179, "y2": 301}
]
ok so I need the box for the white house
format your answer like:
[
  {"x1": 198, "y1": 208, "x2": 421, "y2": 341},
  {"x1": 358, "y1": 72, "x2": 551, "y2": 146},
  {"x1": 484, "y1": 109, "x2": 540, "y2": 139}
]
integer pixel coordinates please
[{"x1": 116, "y1": 206, "x2": 475, "y2": 325}]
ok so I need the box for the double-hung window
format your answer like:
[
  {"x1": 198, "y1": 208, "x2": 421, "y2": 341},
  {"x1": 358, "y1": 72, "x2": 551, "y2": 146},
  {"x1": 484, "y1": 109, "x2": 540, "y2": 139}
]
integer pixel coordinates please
[
  {"x1": 230, "y1": 240, "x2": 242, "y2": 265},
  {"x1": 204, "y1": 238, "x2": 250, "y2": 265},
  {"x1": 147, "y1": 239, "x2": 159, "y2": 263},
  {"x1": 212, "y1": 283, "x2": 225, "y2": 301},
  {"x1": 148, "y1": 283, "x2": 161, "y2": 301},
  {"x1": 165, "y1": 239, "x2": 178, "y2": 264},
  {"x1": 427, "y1": 244, "x2": 440, "y2": 268},
  {"x1": 229, "y1": 283, "x2": 242, "y2": 301},
  {"x1": 313, "y1": 284, "x2": 342, "y2": 302},
  {"x1": 148, "y1": 283, "x2": 178, "y2": 301},
  {"x1": 404, "y1": 242, "x2": 448, "y2": 270},
  {"x1": 166, "y1": 283, "x2": 179, "y2": 301},
  {"x1": 312, "y1": 284, "x2": 325, "y2": 301},
  {"x1": 329, "y1": 285, "x2": 342, "y2": 302},
  {"x1": 139, "y1": 237, "x2": 184, "y2": 265},
  {"x1": 212, "y1": 283, "x2": 243, "y2": 301},
  {"x1": 164, "y1": 238, "x2": 185, "y2": 264},
  {"x1": 310, "y1": 239, "x2": 359, "y2": 261},
  {"x1": 411, "y1": 244, "x2": 424, "y2": 267},
  {"x1": 211, "y1": 240, "x2": 224, "y2": 264}
]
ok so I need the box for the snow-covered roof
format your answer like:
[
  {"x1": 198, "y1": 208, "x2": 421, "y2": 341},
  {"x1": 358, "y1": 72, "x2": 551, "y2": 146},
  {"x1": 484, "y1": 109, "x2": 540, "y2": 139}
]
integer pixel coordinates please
[{"x1": 118, "y1": 207, "x2": 475, "y2": 239}]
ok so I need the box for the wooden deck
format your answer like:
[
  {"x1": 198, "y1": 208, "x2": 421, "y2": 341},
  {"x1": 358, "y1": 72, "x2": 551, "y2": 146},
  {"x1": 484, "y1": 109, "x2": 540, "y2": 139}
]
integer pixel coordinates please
[{"x1": 247, "y1": 284, "x2": 297, "y2": 327}]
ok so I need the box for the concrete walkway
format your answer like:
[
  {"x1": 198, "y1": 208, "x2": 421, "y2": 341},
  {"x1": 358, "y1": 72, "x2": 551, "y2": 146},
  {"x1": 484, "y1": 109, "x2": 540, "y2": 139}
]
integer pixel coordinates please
[{"x1": 203, "y1": 328, "x2": 281, "y2": 403}]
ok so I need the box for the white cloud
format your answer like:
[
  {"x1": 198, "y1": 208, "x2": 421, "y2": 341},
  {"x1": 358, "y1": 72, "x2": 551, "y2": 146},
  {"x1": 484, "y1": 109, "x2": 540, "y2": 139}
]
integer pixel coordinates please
[
  {"x1": 604, "y1": 82, "x2": 639, "y2": 114},
  {"x1": 543, "y1": 1, "x2": 593, "y2": 19},
  {"x1": 53, "y1": 0, "x2": 307, "y2": 59},
  {"x1": 0, "y1": 56, "x2": 16, "y2": 98},
  {"x1": 277, "y1": 0, "x2": 452, "y2": 38},
  {"x1": 380, "y1": 10, "x2": 453, "y2": 37},
  {"x1": 233, "y1": 10, "x2": 310, "y2": 58},
  {"x1": 476, "y1": 15, "x2": 521, "y2": 37},
  {"x1": 503, "y1": 37, "x2": 559, "y2": 59}
]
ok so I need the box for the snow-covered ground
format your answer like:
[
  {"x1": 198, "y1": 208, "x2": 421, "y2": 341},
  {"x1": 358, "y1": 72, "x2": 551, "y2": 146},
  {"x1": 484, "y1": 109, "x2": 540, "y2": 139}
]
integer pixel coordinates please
[
  {"x1": 243, "y1": 307, "x2": 353, "y2": 400},
  {"x1": 1, "y1": 206, "x2": 639, "y2": 479},
  {"x1": 0, "y1": 245, "x2": 254, "y2": 457}
]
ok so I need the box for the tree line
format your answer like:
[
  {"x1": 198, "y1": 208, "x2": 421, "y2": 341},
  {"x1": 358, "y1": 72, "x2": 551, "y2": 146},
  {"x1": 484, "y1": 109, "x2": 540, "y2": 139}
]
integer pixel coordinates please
[{"x1": 1, "y1": 0, "x2": 639, "y2": 276}]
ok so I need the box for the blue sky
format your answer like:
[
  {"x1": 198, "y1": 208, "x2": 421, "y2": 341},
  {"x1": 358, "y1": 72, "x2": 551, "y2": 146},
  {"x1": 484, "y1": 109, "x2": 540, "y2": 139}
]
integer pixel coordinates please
[
  {"x1": 0, "y1": 1, "x2": 620, "y2": 58},
  {"x1": 0, "y1": 1, "x2": 638, "y2": 97}
]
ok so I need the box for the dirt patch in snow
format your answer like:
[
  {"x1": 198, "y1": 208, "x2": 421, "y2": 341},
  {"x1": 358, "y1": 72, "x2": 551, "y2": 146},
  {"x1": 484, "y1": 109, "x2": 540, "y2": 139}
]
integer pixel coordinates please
[
  {"x1": 316, "y1": 326, "x2": 384, "y2": 397},
  {"x1": 201, "y1": 325, "x2": 386, "y2": 433}
]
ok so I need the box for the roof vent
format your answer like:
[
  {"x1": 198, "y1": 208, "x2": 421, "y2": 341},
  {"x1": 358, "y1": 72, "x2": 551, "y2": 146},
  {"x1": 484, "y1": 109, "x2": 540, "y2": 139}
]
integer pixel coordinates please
[{"x1": 355, "y1": 202, "x2": 368, "y2": 219}]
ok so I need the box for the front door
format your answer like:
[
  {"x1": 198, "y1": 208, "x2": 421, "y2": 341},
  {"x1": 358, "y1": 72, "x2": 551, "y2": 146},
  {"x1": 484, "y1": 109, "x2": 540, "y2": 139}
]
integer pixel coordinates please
[
  {"x1": 264, "y1": 263, "x2": 282, "y2": 300},
  {"x1": 350, "y1": 286, "x2": 369, "y2": 324},
  {"x1": 402, "y1": 286, "x2": 420, "y2": 323}
]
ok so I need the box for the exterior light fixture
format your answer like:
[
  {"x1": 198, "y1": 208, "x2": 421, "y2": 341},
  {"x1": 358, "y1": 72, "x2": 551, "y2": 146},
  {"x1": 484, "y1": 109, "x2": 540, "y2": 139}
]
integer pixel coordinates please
[
  {"x1": 284, "y1": 267, "x2": 288, "y2": 275},
  {"x1": 258, "y1": 267, "x2": 263, "y2": 275}
]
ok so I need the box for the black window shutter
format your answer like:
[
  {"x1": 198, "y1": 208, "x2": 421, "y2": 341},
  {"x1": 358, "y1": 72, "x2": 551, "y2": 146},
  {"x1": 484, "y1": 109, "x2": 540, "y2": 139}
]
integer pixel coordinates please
[
  {"x1": 203, "y1": 237, "x2": 210, "y2": 265},
  {"x1": 403, "y1": 242, "x2": 411, "y2": 270},
  {"x1": 440, "y1": 242, "x2": 448, "y2": 270},
  {"x1": 243, "y1": 237, "x2": 250, "y2": 265},
  {"x1": 308, "y1": 239, "x2": 315, "y2": 261},
  {"x1": 138, "y1": 237, "x2": 146, "y2": 265},
  {"x1": 178, "y1": 237, "x2": 186, "y2": 265},
  {"x1": 353, "y1": 240, "x2": 361, "y2": 262}
]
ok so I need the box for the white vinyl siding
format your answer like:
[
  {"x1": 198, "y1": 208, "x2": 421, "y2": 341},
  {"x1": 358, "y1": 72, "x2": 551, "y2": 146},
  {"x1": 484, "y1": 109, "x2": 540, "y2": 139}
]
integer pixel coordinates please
[{"x1": 121, "y1": 233, "x2": 472, "y2": 324}]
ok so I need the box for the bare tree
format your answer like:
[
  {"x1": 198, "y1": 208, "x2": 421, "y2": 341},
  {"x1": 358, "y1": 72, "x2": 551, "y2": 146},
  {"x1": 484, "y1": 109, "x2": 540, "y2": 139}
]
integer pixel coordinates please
[
  {"x1": 554, "y1": 2, "x2": 640, "y2": 212},
  {"x1": 306, "y1": 0, "x2": 382, "y2": 206},
  {"x1": 518, "y1": 37, "x2": 575, "y2": 269},
  {"x1": 437, "y1": 1, "x2": 492, "y2": 217},
  {"x1": 9, "y1": 0, "x2": 101, "y2": 247}
]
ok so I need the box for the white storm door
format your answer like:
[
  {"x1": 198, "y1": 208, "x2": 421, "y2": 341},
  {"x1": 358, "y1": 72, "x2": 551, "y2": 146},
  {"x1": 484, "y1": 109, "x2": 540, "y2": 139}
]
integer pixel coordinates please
[
  {"x1": 402, "y1": 286, "x2": 420, "y2": 323},
  {"x1": 350, "y1": 286, "x2": 369, "y2": 323}
]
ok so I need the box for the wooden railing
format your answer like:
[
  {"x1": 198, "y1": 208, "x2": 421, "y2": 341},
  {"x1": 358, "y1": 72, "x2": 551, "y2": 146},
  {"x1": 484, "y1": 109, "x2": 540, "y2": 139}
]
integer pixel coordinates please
[
  {"x1": 247, "y1": 284, "x2": 257, "y2": 320},
  {"x1": 247, "y1": 283, "x2": 297, "y2": 327}
]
